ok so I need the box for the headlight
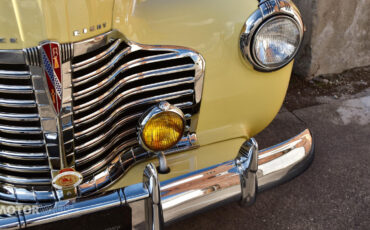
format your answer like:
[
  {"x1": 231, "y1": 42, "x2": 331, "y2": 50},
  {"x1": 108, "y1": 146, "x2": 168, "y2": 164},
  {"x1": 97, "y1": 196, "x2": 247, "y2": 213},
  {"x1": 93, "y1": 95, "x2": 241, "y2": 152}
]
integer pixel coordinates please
[
  {"x1": 138, "y1": 102, "x2": 185, "y2": 152},
  {"x1": 253, "y1": 16, "x2": 301, "y2": 69},
  {"x1": 240, "y1": 0, "x2": 304, "y2": 71}
]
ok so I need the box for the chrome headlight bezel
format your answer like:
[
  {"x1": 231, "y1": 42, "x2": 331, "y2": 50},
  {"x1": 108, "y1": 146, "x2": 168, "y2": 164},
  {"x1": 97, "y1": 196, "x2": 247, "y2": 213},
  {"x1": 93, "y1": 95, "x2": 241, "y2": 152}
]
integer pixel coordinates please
[{"x1": 239, "y1": 0, "x2": 304, "y2": 72}]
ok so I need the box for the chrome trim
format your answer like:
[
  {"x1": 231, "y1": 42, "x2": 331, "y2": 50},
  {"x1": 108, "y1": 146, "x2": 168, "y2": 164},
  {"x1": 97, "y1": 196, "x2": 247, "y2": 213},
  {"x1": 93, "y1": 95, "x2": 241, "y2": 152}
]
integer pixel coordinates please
[
  {"x1": 60, "y1": 43, "x2": 73, "y2": 63},
  {"x1": 0, "y1": 174, "x2": 51, "y2": 186},
  {"x1": 0, "y1": 59, "x2": 51, "y2": 194},
  {"x1": 72, "y1": 39, "x2": 121, "y2": 71},
  {"x1": 0, "y1": 112, "x2": 39, "y2": 121},
  {"x1": 74, "y1": 77, "x2": 194, "y2": 114},
  {"x1": 74, "y1": 102, "x2": 191, "y2": 140},
  {"x1": 74, "y1": 90, "x2": 194, "y2": 126},
  {"x1": 30, "y1": 40, "x2": 77, "y2": 197},
  {"x1": 138, "y1": 101, "x2": 186, "y2": 152},
  {"x1": 72, "y1": 51, "x2": 192, "y2": 95},
  {"x1": 75, "y1": 127, "x2": 136, "y2": 153},
  {"x1": 0, "y1": 150, "x2": 46, "y2": 161},
  {"x1": 73, "y1": 63, "x2": 194, "y2": 104},
  {"x1": 31, "y1": 65, "x2": 62, "y2": 182},
  {"x1": 70, "y1": 31, "x2": 203, "y2": 199},
  {"x1": 257, "y1": 129, "x2": 313, "y2": 191},
  {"x1": 73, "y1": 31, "x2": 115, "y2": 57},
  {"x1": 0, "y1": 137, "x2": 44, "y2": 148},
  {"x1": 76, "y1": 136, "x2": 136, "y2": 166},
  {"x1": 72, "y1": 46, "x2": 132, "y2": 85},
  {"x1": 239, "y1": 0, "x2": 304, "y2": 71},
  {"x1": 74, "y1": 113, "x2": 141, "y2": 139},
  {"x1": 0, "y1": 70, "x2": 30, "y2": 79},
  {"x1": 0, "y1": 129, "x2": 313, "y2": 229},
  {"x1": 78, "y1": 138, "x2": 137, "y2": 176},
  {"x1": 160, "y1": 137, "x2": 258, "y2": 225},
  {"x1": 0, "y1": 124, "x2": 41, "y2": 134},
  {"x1": 0, "y1": 50, "x2": 26, "y2": 65},
  {"x1": 0, "y1": 190, "x2": 124, "y2": 229},
  {"x1": 24, "y1": 47, "x2": 40, "y2": 66},
  {"x1": 0, "y1": 30, "x2": 205, "y2": 204},
  {"x1": 0, "y1": 99, "x2": 36, "y2": 108},
  {"x1": 0, "y1": 162, "x2": 49, "y2": 173},
  {"x1": 144, "y1": 163, "x2": 164, "y2": 230},
  {"x1": 72, "y1": 31, "x2": 204, "y2": 124},
  {"x1": 0, "y1": 84, "x2": 33, "y2": 94},
  {"x1": 78, "y1": 133, "x2": 199, "y2": 197},
  {"x1": 237, "y1": 138, "x2": 258, "y2": 205},
  {"x1": 59, "y1": 45, "x2": 76, "y2": 170}
]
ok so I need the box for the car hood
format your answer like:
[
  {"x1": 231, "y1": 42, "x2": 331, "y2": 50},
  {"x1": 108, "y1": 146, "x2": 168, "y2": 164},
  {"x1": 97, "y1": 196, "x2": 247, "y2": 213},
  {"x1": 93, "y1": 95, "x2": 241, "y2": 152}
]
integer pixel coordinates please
[{"x1": 0, "y1": 0, "x2": 114, "y2": 49}]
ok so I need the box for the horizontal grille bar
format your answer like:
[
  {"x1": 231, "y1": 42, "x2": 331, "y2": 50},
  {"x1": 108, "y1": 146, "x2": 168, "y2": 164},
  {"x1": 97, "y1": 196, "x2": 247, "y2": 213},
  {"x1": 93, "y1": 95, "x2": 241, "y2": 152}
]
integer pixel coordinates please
[
  {"x1": 0, "y1": 173, "x2": 51, "y2": 185},
  {"x1": 0, "y1": 136, "x2": 44, "y2": 148},
  {"x1": 72, "y1": 39, "x2": 122, "y2": 71},
  {"x1": 0, "y1": 150, "x2": 46, "y2": 161},
  {"x1": 0, "y1": 162, "x2": 49, "y2": 173},
  {"x1": 73, "y1": 64, "x2": 195, "y2": 109},
  {"x1": 73, "y1": 52, "x2": 189, "y2": 94},
  {"x1": 74, "y1": 77, "x2": 194, "y2": 116},
  {"x1": 0, "y1": 84, "x2": 33, "y2": 94},
  {"x1": 0, "y1": 98, "x2": 36, "y2": 108},
  {"x1": 0, "y1": 112, "x2": 39, "y2": 121},
  {"x1": 72, "y1": 46, "x2": 132, "y2": 85},
  {"x1": 78, "y1": 138, "x2": 138, "y2": 176},
  {"x1": 0, "y1": 50, "x2": 26, "y2": 65},
  {"x1": 76, "y1": 128, "x2": 136, "y2": 164},
  {"x1": 75, "y1": 113, "x2": 141, "y2": 139},
  {"x1": 0, "y1": 70, "x2": 30, "y2": 79},
  {"x1": 0, "y1": 124, "x2": 41, "y2": 134},
  {"x1": 76, "y1": 127, "x2": 136, "y2": 152}
]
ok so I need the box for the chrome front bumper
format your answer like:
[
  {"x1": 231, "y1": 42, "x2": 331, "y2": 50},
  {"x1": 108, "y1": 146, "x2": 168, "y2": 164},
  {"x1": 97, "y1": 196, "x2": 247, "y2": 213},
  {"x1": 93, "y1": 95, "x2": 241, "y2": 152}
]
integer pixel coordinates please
[{"x1": 0, "y1": 129, "x2": 313, "y2": 230}]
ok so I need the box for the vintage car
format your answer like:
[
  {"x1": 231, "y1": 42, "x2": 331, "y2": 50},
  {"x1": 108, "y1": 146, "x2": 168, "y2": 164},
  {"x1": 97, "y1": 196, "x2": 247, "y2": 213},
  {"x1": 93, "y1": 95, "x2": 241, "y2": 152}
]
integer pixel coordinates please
[{"x1": 0, "y1": 0, "x2": 313, "y2": 229}]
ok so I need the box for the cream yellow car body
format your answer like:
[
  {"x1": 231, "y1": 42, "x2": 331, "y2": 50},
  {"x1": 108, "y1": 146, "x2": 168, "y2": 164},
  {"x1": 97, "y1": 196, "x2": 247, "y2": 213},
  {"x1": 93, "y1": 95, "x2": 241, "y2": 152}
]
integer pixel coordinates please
[{"x1": 0, "y1": 0, "x2": 291, "y2": 188}]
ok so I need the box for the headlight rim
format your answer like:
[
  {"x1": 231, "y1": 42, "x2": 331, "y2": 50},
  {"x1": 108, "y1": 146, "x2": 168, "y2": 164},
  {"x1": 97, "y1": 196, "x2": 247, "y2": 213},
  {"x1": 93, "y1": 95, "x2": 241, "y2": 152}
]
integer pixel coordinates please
[
  {"x1": 239, "y1": 0, "x2": 304, "y2": 72},
  {"x1": 251, "y1": 14, "x2": 303, "y2": 71}
]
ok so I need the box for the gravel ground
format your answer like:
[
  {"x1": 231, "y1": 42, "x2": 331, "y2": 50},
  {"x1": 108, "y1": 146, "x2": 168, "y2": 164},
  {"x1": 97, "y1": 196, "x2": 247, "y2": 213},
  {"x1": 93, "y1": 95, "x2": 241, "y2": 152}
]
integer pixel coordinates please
[{"x1": 285, "y1": 66, "x2": 370, "y2": 111}]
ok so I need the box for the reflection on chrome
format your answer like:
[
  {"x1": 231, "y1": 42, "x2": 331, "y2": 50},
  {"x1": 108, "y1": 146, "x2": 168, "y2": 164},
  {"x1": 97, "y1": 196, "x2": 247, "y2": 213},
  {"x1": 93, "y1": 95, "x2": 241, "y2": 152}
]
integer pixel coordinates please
[
  {"x1": 257, "y1": 129, "x2": 313, "y2": 191},
  {"x1": 0, "y1": 129, "x2": 313, "y2": 230}
]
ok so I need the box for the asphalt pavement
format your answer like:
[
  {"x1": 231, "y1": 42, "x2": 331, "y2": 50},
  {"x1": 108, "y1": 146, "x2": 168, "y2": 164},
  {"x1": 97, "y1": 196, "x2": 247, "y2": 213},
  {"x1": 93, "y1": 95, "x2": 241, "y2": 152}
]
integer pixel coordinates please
[{"x1": 167, "y1": 89, "x2": 370, "y2": 230}]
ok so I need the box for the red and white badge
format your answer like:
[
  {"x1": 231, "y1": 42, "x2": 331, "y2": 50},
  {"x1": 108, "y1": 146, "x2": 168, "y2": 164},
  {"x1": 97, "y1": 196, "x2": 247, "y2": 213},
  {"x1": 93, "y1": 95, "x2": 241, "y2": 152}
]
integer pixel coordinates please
[{"x1": 52, "y1": 168, "x2": 83, "y2": 190}]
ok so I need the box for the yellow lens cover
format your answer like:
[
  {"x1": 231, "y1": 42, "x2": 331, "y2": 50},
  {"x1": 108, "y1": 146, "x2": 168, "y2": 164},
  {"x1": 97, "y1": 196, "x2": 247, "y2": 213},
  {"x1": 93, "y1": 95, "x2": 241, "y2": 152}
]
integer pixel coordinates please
[{"x1": 142, "y1": 111, "x2": 184, "y2": 151}]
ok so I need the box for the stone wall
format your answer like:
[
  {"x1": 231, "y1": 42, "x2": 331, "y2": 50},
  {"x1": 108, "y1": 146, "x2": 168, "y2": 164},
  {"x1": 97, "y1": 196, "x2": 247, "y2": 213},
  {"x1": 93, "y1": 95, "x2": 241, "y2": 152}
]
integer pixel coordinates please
[{"x1": 292, "y1": 0, "x2": 370, "y2": 79}]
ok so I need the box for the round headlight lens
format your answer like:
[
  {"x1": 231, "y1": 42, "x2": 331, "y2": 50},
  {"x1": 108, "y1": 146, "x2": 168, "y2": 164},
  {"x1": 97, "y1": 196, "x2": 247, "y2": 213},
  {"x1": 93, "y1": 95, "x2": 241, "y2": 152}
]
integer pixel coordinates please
[
  {"x1": 253, "y1": 16, "x2": 301, "y2": 69},
  {"x1": 142, "y1": 111, "x2": 185, "y2": 151}
]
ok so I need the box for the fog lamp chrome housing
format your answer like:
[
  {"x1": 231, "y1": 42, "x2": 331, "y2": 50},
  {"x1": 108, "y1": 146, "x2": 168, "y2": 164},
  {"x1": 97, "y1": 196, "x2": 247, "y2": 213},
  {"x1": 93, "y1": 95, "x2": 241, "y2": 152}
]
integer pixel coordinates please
[
  {"x1": 240, "y1": 0, "x2": 304, "y2": 71},
  {"x1": 138, "y1": 101, "x2": 185, "y2": 152}
]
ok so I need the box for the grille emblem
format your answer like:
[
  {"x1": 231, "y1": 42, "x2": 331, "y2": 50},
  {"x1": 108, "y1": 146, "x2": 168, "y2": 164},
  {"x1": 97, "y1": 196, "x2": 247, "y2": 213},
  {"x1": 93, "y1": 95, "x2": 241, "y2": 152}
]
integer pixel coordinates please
[{"x1": 40, "y1": 42, "x2": 63, "y2": 115}]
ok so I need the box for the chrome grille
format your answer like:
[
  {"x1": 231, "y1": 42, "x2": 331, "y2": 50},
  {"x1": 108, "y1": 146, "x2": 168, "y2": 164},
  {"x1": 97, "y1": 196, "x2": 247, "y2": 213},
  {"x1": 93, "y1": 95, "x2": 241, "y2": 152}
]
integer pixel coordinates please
[
  {"x1": 0, "y1": 63, "x2": 54, "y2": 203},
  {"x1": 0, "y1": 31, "x2": 204, "y2": 204},
  {"x1": 71, "y1": 35, "x2": 200, "y2": 179}
]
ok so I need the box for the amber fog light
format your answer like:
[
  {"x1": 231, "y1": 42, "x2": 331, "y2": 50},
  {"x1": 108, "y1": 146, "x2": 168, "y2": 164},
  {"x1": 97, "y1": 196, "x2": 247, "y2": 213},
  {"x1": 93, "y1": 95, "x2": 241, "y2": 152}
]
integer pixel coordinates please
[{"x1": 138, "y1": 101, "x2": 185, "y2": 152}]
